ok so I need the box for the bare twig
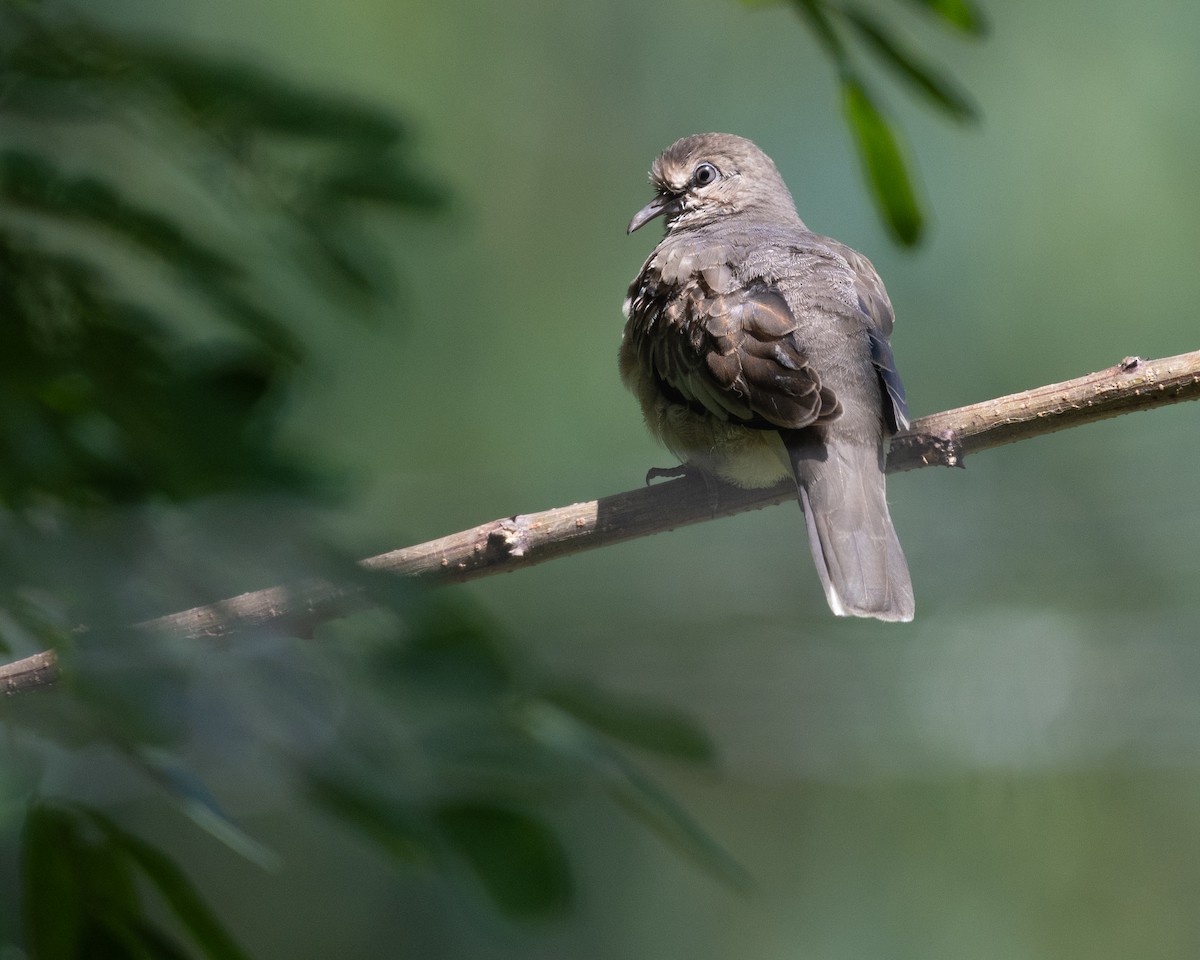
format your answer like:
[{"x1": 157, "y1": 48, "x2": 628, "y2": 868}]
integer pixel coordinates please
[
  {"x1": 3, "y1": 350, "x2": 1198, "y2": 694},
  {"x1": 0, "y1": 651, "x2": 60, "y2": 696}
]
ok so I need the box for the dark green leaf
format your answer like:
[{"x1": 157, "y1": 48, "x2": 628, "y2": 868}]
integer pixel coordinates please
[
  {"x1": 790, "y1": 0, "x2": 849, "y2": 67},
  {"x1": 522, "y1": 703, "x2": 748, "y2": 889},
  {"x1": 0, "y1": 151, "x2": 234, "y2": 277},
  {"x1": 6, "y1": 28, "x2": 407, "y2": 145},
  {"x1": 186, "y1": 286, "x2": 302, "y2": 365},
  {"x1": 843, "y1": 7, "x2": 977, "y2": 122},
  {"x1": 70, "y1": 922, "x2": 150, "y2": 960},
  {"x1": 604, "y1": 750, "x2": 752, "y2": 891},
  {"x1": 20, "y1": 804, "x2": 157, "y2": 959},
  {"x1": 315, "y1": 157, "x2": 447, "y2": 211},
  {"x1": 76, "y1": 839, "x2": 143, "y2": 934},
  {"x1": 139, "y1": 52, "x2": 407, "y2": 145},
  {"x1": 379, "y1": 598, "x2": 515, "y2": 697},
  {"x1": 433, "y1": 801, "x2": 571, "y2": 920},
  {"x1": 287, "y1": 202, "x2": 389, "y2": 298},
  {"x1": 120, "y1": 919, "x2": 196, "y2": 960},
  {"x1": 307, "y1": 775, "x2": 428, "y2": 863},
  {"x1": 902, "y1": 0, "x2": 988, "y2": 35},
  {"x1": 20, "y1": 804, "x2": 85, "y2": 960},
  {"x1": 536, "y1": 682, "x2": 715, "y2": 763},
  {"x1": 85, "y1": 808, "x2": 254, "y2": 960},
  {"x1": 0, "y1": 236, "x2": 306, "y2": 505},
  {"x1": 840, "y1": 77, "x2": 924, "y2": 244}
]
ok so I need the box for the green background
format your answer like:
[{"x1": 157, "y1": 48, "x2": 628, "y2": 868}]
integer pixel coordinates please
[{"x1": 24, "y1": 0, "x2": 1200, "y2": 955}]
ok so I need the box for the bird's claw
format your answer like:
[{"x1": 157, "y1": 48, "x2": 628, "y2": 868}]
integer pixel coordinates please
[
  {"x1": 644, "y1": 464, "x2": 721, "y2": 515},
  {"x1": 644, "y1": 464, "x2": 693, "y2": 485}
]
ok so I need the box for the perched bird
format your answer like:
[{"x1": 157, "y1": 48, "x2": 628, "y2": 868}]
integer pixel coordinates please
[{"x1": 621, "y1": 133, "x2": 914, "y2": 622}]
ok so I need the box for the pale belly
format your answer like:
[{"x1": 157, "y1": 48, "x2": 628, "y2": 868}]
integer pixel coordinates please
[
  {"x1": 646, "y1": 394, "x2": 792, "y2": 489},
  {"x1": 619, "y1": 336, "x2": 795, "y2": 489}
]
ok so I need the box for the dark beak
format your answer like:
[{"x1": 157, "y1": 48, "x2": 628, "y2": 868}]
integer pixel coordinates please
[{"x1": 627, "y1": 192, "x2": 678, "y2": 234}]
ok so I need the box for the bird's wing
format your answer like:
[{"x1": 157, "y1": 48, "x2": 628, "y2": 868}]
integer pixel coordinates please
[
  {"x1": 840, "y1": 246, "x2": 895, "y2": 338},
  {"x1": 838, "y1": 245, "x2": 910, "y2": 433},
  {"x1": 868, "y1": 328, "x2": 909, "y2": 433},
  {"x1": 631, "y1": 270, "x2": 842, "y2": 431}
]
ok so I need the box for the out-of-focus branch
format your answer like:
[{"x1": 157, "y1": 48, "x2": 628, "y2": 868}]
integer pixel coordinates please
[
  {"x1": 0, "y1": 651, "x2": 60, "y2": 697},
  {"x1": 3, "y1": 350, "x2": 1198, "y2": 695}
]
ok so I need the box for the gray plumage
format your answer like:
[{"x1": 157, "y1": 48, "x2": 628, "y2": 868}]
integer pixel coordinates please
[{"x1": 621, "y1": 133, "x2": 914, "y2": 622}]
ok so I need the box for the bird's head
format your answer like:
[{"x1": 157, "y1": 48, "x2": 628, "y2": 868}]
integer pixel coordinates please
[{"x1": 627, "y1": 133, "x2": 802, "y2": 235}]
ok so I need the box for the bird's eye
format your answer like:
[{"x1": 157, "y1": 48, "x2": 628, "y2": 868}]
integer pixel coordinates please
[{"x1": 692, "y1": 162, "x2": 719, "y2": 187}]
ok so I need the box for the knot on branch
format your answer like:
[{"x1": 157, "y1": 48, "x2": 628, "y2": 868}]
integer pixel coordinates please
[
  {"x1": 887, "y1": 429, "x2": 965, "y2": 473},
  {"x1": 486, "y1": 516, "x2": 533, "y2": 560}
]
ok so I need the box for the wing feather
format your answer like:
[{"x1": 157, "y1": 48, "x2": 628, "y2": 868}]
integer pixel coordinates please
[{"x1": 625, "y1": 263, "x2": 840, "y2": 431}]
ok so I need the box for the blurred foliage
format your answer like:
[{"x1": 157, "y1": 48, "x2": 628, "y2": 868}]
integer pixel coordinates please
[
  {"x1": 742, "y1": 0, "x2": 985, "y2": 244},
  {"x1": 0, "y1": 9, "x2": 447, "y2": 507},
  {"x1": 300, "y1": 593, "x2": 727, "y2": 919},
  {"x1": 0, "y1": 6, "x2": 722, "y2": 957},
  {"x1": 21, "y1": 803, "x2": 252, "y2": 960}
]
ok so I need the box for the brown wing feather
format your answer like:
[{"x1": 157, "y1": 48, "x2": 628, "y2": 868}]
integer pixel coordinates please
[{"x1": 626, "y1": 264, "x2": 841, "y2": 431}]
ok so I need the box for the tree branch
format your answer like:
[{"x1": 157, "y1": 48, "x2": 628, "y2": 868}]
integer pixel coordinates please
[
  {"x1": 0, "y1": 651, "x2": 60, "y2": 697},
  {"x1": 3, "y1": 350, "x2": 1198, "y2": 694}
]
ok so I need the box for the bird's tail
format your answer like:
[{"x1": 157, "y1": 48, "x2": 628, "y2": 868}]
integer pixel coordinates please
[{"x1": 787, "y1": 437, "x2": 914, "y2": 622}]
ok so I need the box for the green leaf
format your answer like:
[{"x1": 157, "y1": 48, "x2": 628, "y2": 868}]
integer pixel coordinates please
[
  {"x1": 138, "y1": 51, "x2": 407, "y2": 145},
  {"x1": 522, "y1": 702, "x2": 748, "y2": 889},
  {"x1": 20, "y1": 803, "x2": 160, "y2": 959},
  {"x1": 85, "y1": 808, "x2": 254, "y2": 960},
  {"x1": 315, "y1": 156, "x2": 447, "y2": 211},
  {"x1": 0, "y1": 151, "x2": 234, "y2": 277},
  {"x1": 120, "y1": 919, "x2": 197, "y2": 960},
  {"x1": 307, "y1": 774, "x2": 427, "y2": 864},
  {"x1": 135, "y1": 748, "x2": 280, "y2": 870},
  {"x1": 536, "y1": 682, "x2": 715, "y2": 764},
  {"x1": 76, "y1": 839, "x2": 143, "y2": 936},
  {"x1": 840, "y1": 77, "x2": 924, "y2": 245},
  {"x1": 69, "y1": 923, "x2": 151, "y2": 960},
  {"x1": 379, "y1": 598, "x2": 515, "y2": 698},
  {"x1": 902, "y1": 0, "x2": 988, "y2": 35},
  {"x1": 843, "y1": 7, "x2": 977, "y2": 122},
  {"x1": 604, "y1": 749, "x2": 752, "y2": 891},
  {"x1": 6, "y1": 27, "x2": 408, "y2": 146},
  {"x1": 20, "y1": 804, "x2": 85, "y2": 960},
  {"x1": 790, "y1": 0, "x2": 849, "y2": 66},
  {"x1": 0, "y1": 152, "x2": 301, "y2": 361},
  {"x1": 433, "y1": 801, "x2": 572, "y2": 921}
]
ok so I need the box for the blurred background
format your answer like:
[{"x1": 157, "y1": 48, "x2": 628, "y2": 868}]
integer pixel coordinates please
[{"x1": 3, "y1": 0, "x2": 1200, "y2": 956}]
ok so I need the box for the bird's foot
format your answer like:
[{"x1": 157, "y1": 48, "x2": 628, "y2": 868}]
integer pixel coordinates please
[
  {"x1": 644, "y1": 463, "x2": 695, "y2": 485},
  {"x1": 644, "y1": 463, "x2": 723, "y2": 515}
]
